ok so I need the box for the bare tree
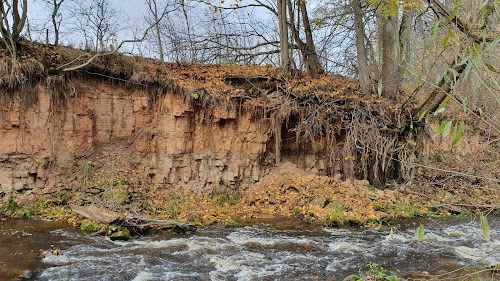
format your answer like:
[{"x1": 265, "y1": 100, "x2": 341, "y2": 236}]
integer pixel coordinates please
[
  {"x1": 72, "y1": 0, "x2": 119, "y2": 51},
  {"x1": 45, "y1": 0, "x2": 66, "y2": 46},
  {"x1": 0, "y1": 0, "x2": 28, "y2": 58},
  {"x1": 145, "y1": 0, "x2": 178, "y2": 62}
]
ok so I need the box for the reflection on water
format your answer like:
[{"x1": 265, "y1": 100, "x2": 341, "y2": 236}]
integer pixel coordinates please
[{"x1": 0, "y1": 217, "x2": 498, "y2": 280}]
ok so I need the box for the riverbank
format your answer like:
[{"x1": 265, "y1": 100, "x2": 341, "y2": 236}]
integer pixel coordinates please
[{"x1": 2, "y1": 161, "x2": 498, "y2": 233}]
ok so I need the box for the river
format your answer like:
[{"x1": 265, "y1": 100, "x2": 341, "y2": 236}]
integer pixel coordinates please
[{"x1": 0, "y1": 216, "x2": 498, "y2": 280}]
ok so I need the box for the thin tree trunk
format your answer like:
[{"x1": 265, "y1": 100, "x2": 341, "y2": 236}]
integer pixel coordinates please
[
  {"x1": 399, "y1": 7, "x2": 414, "y2": 79},
  {"x1": 51, "y1": 0, "x2": 65, "y2": 46},
  {"x1": 150, "y1": 0, "x2": 164, "y2": 62},
  {"x1": 381, "y1": 12, "x2": 400, "y2": 100},
  {"x1": 181, "y1": 1, "x2": 195, "y2": 62},
  {"x1": 416, "y1": 62, "x2": 466, "y2": 115},
  {"x1": 277, "y1": 0, "x2": 290, "y2": 72},
  {"x1": 299, "y1": 1, "x2": 323, "y2": 78},
  {"x1": 353, "y1": 0, "x2": 370, "y2": 93}
]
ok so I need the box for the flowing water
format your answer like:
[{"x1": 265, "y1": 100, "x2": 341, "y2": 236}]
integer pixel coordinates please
[{"x1": 0, "y1": 217, "x2": 499, "y2": 280}]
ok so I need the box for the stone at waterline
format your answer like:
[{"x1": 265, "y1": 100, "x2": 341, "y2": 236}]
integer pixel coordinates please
[{"x1": 109, "y1": 227, "x2": 131, "y2": 241}]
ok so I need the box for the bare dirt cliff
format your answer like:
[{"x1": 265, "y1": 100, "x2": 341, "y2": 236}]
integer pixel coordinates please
[{"x1": 0, "y1": 79, "x2": 274, "y2": 196}]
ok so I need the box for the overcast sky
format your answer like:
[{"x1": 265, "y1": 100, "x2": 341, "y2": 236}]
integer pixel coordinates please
[{"x1": 26, "y1": 0, "x2": 269, "y2": 55}]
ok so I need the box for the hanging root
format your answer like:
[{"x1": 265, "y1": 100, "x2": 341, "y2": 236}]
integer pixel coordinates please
[{"x1": 343, "y1": 102, "x2": 416, "y2": 184}]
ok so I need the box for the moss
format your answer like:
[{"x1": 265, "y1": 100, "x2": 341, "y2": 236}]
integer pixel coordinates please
[
  {"x1": 109, "y1": 227, "x2": 131, "y2": 241},
  {"x1": 392, "y1": 204, "x2": 423, "y2": 219},
  {"x1": 80, "y1": 219, "x2": 100, "y2": 232}
]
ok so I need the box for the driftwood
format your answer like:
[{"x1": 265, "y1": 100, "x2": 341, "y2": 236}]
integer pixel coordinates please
[
  {"x1": 117, "y1": 216, "x2": 197, "y2": 233},
  {"x1": 71, "y1": 205, "x2": 119, "y2": 224},
  {"x1": 70, "y1": 205, "x2": 196, "y2": 234}
]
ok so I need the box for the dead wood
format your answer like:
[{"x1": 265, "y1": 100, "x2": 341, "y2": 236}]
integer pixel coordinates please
[
  {"x1": 71, "y1": 205, "x2": 120, "y2": 224},
  {"x1": 118, "y1": 216, "x2": 197, "y2": 233},
  {"x1": 71, "y1": 205, "x2": 196, "y2": 234}
]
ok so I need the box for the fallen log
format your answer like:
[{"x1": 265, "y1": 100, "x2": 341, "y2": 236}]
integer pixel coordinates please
[
  {"x1": 70, "y1": 205, "x2": 196, "y2": 235},
  {"x1": 117, "y1": 216, "x2": 197, "y2": 233},
  {"x1": 70, "y1": 205, "x2": 120, "y2": 224}
]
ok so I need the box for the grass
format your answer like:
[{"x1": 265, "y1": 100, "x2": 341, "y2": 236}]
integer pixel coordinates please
[
  {"x1": 328, "y1": 202, "x2": 345, "y2": 225},
  {"x1": 210, "y1": 188, "x2": 241, "y2": 207},
  {"x1": 6, "y1": 196, "x2": 20, "y2": 214},
  {"x1": 80, "y1": 219, "x2": 100, "y2": 232},
  {"x1": 165, "y1": 192, "x2": 184, "y2": 219}
]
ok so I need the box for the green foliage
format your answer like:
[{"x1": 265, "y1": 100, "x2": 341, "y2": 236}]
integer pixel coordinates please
[
  {"x1": 434, "y1": 120, "x2": 452, "y2": 138},
  {"x1": 80, "y1": 219, "x2": 100, "y2": 232},
  {"x1": 480, "y1": 215, "x2": 491, "y2": 242},
  {"x1": 434, "y1": 95, "x2": 451, "y2": 115},
  {"x1": 55, "y1": 191, "x2": 69, "y2": 205},
  {"x1": 394, "y1": 204, "x2": 421, "y2": 218},
  {"x1": 427, "y1": 21, "x2": 440, "y2": 45},
  {"x1": 6, "y1": 196, "x2": 21, "y2": 214},
  {"x1": 413, "y1": 224, "x2": 425, "y2": 241},
  {"x1": 20, "y1": 209, "x2": 32, "y2": 218},
  {"x1": 109, "y1": 226, "x2": 131, "y2": 241},
  {"x1": 449, "y1": 0, "x2": 459, "y2": 20},
  {"x1": 452, "y1": 121, "x2": 465, "y2": 146},
  {"x1": 361, "y1": 262, "x2": 398, "y2": 280},
  {"x1": 79, "y1": 160, "x2": 94, "y2": 176},
  {"x1": 328, "y1": 202, "x2": 345, "y2": 225},
  {"x1": 434, "y1": 118, "x2": 465, "y2": 146},
  {"x1": 440, "y1": 30, "x2": 454, "y2": 50},
  {"x1": 102, "y1": 188, "x2": 130, "y2": 206}
]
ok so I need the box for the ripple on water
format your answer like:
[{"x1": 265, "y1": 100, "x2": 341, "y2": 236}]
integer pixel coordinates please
[
  {"x1": 34, "y1": 216, "x2": 500, "y2": 281},
  {"x1": 226, "y1": 230, "x2": 314, "y2": 248}
]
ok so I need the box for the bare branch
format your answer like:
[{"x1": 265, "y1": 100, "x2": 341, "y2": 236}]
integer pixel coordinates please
[{"x1": 59, "y1": 12, "x2": 166, "y2": 72}]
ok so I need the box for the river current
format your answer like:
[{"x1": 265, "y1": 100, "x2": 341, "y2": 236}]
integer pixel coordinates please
[{"x1": 0, "y1": 217, "x2": 498, "y2": 280}]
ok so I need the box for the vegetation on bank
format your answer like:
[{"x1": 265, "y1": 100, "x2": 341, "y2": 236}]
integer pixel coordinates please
[{"x1": 1, "y1": 166, "x2": 496, "y2": 230}]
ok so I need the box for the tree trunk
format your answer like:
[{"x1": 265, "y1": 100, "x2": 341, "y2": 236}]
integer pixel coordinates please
[
  {"x1": 353, "y1": 0, "x2": 370, "y2": 93},
  {"x1": 381, "y1": 12, "x2": 400, "y2": 100},
  {"x1": 299, "y1": 1, "x2": 323, "y2": 78},
  {"x1": 399, "y1": 7, "x2": 414, "y2": 80},
  {"x1": 416, "y1": 62, "x2": 466, "y2": 115},
  {"x1": 277, "y1": 0, "x2": 290, "y2": 73},
  {"x1": 51, "y1": 0, "x2": 64, "y2": 46},
  {"x1": 151, "y1": 0, "x2": 165, "y2": 62},
  {"x1": 12, "y1": 0, "x2": 28, "y2": 41},
  {"x1": 1, "y1": 0, "x2": 28, "y2": 42}
]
